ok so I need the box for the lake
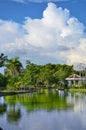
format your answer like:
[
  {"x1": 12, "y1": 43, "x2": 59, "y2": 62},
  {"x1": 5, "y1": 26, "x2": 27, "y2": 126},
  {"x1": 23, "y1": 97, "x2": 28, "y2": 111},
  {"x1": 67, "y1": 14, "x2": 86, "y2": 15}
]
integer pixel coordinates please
[{"x1": 0, "y1": 89, "x2": 86, "y2": 130}]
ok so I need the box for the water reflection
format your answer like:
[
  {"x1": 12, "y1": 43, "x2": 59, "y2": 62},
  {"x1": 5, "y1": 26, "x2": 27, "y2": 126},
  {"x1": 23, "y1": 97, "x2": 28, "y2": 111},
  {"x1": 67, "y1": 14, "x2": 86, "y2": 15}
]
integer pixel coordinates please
[
  {"x1": 0, "y1": 97, "x2": 7, "y2": 115},
  {"x1": 0, "y1": 90, "x2": 86, "y2": 130},
  {"x1": 5, "y1": 90, "x2": 73, "y2": 112},
  {"x1": 7, "y1": 105, "x2": 21, "y2": 123},
  {"x1": 0, "y1": 103, "x2": 7, "y2": 115},
  {"x1": 0, "y1": 127, "x2": 3, "y2": 130}
]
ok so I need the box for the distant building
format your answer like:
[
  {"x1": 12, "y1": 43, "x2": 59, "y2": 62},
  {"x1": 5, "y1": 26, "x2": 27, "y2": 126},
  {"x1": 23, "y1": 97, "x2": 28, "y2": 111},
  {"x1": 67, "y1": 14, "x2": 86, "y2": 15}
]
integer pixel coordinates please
[{"x1": 65, "y1": 74, "x2": 83, "y2": 87}]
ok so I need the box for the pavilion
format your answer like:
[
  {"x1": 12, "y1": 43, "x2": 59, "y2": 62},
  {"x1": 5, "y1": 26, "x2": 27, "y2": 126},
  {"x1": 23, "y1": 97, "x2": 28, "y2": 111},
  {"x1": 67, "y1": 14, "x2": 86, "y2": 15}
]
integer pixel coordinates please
[{"x1": 65, "y1": 74, "x2": 82, "y2": 87}]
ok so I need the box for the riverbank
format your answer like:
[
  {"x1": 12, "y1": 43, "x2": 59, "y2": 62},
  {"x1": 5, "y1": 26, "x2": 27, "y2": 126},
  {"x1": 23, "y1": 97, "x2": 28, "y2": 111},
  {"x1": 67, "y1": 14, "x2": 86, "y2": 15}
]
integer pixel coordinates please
[
  {"x1": 69, "y1": 88, "x2": 86, "y2": 92},
  {"x1": 0, "y1": 91, "x2": 26, "y2": 96},
  {"x1": 0, "y1": 90, "x2": 36, "y2": 96},
  {"x1": 1, "y1": 88, "x2": 86, "y2": 97}
]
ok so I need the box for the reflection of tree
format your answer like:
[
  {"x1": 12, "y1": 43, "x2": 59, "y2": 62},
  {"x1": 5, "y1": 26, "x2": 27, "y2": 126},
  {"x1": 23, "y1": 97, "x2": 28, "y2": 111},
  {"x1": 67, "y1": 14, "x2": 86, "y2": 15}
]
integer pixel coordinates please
[
  {"x1": 5, "y1": 96, "x2": 21, "y2": 123},
  {"x1": 14, "y1": 90, "x2": 73, "y2": 111},
  {"x1": 5, "y1": 90, "x2": 74, "y2": 114},
  {"x1": 0, "y1": 103, "x2": 7, "y2": 115},
  {"x1": 7, "y1": 105, "x2": 21, "y2": 123},
  {"x1": 31, "y1": 90, "x2": 73, "y2": 111},
  {"x1": 0, "y1": 127, "x2": 3, "y2": 130}
]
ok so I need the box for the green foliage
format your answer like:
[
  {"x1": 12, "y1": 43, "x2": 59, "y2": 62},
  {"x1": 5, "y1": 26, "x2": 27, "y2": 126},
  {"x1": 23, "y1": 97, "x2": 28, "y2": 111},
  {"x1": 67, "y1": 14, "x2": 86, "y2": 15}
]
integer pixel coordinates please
[
  {"x1": 1, "y1": 56, "x2": 76, "y2": 90},
  {"x1": 6, "y1": 75, "x2": 23, "y2": 90},
  {"x1": 5, "y1": 90, "x2": 73, "y2": 111},
  {"x1": 5, "y1": 57, "x2": 23, "y2": 76},
  {"x1": 21, "y1": 63, "x2": 74, "y2": 89},
  {"x1": 0, "y1": 53, "x2": 7, "y2": 67},
  {"x1": 0, "y1": 73, "x2": 7, "y2": 89}
]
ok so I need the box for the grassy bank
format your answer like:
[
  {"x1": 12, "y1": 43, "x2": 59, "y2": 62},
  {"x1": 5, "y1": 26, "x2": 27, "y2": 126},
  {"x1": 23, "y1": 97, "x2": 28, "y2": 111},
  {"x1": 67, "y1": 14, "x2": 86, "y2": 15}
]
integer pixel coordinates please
[
  {"x1": 0, "y1": 89, "x2": 36, "y2": 96},
  {"x1": 69, "y1": 88, "x2": 86, "y2": 92}
]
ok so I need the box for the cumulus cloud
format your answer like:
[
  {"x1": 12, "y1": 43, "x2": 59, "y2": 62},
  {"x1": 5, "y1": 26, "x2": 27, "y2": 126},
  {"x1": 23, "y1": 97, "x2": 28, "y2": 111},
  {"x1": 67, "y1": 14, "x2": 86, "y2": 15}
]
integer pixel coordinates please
[
  {"x1": 0, "y1": 20, "x2": 24, "y2": 43},
  {"x1": 67, "y1": 38, "x2": 86, "y2": 65},
  {"x1": 0, "y1": 2, "x2": 86, "y2": 65}
]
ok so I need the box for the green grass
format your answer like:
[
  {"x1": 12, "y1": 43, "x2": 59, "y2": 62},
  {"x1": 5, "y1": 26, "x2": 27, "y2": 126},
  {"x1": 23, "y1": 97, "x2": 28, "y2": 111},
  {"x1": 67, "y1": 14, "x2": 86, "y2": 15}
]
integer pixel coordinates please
[{"x1": 69, "y1": 88, "x2": 86, "y2": 92}]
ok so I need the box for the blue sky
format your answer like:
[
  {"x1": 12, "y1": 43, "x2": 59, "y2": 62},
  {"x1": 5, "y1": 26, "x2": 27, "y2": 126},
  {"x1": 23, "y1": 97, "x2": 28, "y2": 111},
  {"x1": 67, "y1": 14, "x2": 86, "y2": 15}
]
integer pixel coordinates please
[
  {"x1": 0, "y1": 0, "x2": 86, "y2": 25},
  {"x1": 0, "y1": 0, "x2": 86, "y2": 70}
]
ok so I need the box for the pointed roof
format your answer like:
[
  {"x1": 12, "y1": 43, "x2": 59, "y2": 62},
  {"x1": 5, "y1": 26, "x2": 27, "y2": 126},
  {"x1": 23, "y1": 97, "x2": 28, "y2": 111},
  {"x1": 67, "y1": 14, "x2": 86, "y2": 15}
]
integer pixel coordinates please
[
  {"x1": 68, "y1": 74, "x2": 81, "y2": 78},
  {"x1": 65, "y1": 74, "x2": 81, "y2": 81}
]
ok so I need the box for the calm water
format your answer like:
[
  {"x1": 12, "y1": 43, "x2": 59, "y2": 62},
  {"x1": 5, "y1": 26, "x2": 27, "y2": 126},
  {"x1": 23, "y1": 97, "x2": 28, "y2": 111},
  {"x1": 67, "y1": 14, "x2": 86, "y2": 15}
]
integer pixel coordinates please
[{"x1": 0, "y1": 89, "x2": 86, "y2": 130}]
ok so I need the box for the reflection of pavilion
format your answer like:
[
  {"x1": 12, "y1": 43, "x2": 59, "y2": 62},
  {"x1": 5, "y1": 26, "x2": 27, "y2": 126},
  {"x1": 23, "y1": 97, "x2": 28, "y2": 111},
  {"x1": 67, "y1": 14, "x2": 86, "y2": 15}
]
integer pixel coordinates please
[{"x1": 65, "y1": 74, "x2": 84, "y2": 87}]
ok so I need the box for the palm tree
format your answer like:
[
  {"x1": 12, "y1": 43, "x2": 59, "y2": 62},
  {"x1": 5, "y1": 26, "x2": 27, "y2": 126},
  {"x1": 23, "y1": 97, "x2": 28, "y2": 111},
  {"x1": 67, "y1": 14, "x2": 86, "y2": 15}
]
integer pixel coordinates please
[
  {"x1": 0, "y1": 53, "x2": 7, "y2": 67},
  {"x1": 6, "y1": 57, "x2": 23, "y2": 76}
]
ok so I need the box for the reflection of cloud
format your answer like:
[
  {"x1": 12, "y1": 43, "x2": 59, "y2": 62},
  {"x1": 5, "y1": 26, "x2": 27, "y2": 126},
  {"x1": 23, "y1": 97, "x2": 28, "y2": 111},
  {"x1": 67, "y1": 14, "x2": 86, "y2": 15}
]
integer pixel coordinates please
[{"x1": 0, "y1": 3, "x2": 86, "y2": 65}]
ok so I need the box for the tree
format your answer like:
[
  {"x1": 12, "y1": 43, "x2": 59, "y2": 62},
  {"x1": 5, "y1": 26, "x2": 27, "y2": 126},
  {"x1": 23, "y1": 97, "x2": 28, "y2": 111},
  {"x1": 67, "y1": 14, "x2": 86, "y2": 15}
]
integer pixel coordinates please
[
  {"x1": 0, "y1": 73, "x2": 7, "y2": 89},
  {"x1": 0, "y1": 53, "x2": 7, "y2": 67},
  {"x1": 24, "y1": 63, "x2": 40, "y2": 87},
  {"x1": 6, "y1": 57, "x2": 23, "y2": 76},
  {"x1": 39, "y1": 64, "x2": 55, "y2": 87}
]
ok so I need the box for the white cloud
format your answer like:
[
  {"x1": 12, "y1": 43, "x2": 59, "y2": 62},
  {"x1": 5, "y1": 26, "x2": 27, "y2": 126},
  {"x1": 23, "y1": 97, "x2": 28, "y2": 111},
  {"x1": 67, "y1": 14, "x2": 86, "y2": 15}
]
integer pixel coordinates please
[
  {"x1": 0, "y1": 2, "x2": 86, "y2": 65},
  {"x1": 67, "y1": 38, "x2": 86, "y2": 65},
  {"x1": 0, "y1": 20, "x2": 25, "y2": 43}
]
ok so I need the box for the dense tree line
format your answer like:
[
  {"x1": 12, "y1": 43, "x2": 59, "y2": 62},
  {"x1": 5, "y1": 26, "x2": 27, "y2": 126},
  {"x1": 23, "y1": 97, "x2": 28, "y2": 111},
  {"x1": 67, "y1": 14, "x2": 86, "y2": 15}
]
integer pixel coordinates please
[{"x1": 0, "y1": 53, "x2": 77, "y2": 90}]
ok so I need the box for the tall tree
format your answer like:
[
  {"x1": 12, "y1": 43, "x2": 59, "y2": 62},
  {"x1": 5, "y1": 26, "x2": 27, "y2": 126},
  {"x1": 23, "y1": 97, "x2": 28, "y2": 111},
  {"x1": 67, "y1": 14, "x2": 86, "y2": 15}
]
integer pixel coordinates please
[
  {"x1": 0, "y1": 53, "x2": 7, "y2": 67},
  {"x1": 6, "y1": 57, "x2": 23, "y2": 76}
]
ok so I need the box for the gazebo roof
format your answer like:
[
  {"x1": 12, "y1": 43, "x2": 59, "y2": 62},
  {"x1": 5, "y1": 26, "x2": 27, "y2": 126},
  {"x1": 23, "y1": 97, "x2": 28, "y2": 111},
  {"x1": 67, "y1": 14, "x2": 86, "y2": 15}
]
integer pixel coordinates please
[
  {"x1": 68, "y1": 74, "x2": 81, "y2": 78},
  {"x1": 65, "y1": 74, "x2": 81, "y2": 81}
]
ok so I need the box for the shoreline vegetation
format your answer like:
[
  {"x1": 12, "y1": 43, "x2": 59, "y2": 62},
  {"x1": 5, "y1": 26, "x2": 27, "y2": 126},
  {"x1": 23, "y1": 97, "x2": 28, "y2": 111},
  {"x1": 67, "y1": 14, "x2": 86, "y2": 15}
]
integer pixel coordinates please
[
  {"x1": 1, "y1": 87, "x2": 86, "y2": 97},
  {"x1": 0, "y1": 91, "x2": 33, "y2": 96},
  {"x1": 0, "y1": 89, "x2": 37, "y2": 96},
  {"x1": 0, "y1": 53, "x2": 86, "y2": 94},
  {"x1": 69, "y1": 88, "x2": 86, "y2": 92}
]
